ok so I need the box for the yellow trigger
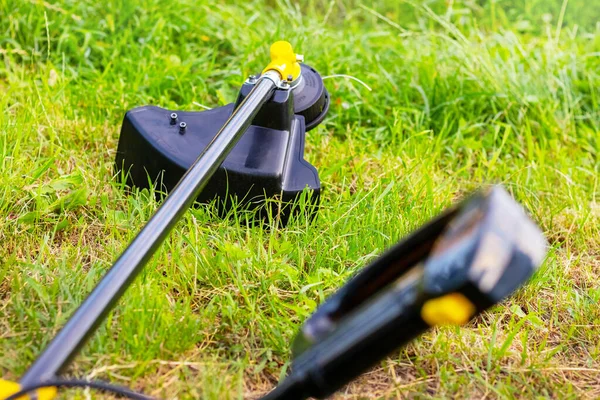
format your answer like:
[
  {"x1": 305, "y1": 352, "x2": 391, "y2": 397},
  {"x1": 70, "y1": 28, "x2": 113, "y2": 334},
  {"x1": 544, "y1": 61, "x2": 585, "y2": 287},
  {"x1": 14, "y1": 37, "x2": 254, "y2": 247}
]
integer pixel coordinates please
[{"x1": 421, "y1": 293, "x2": 476, "y2": 326}]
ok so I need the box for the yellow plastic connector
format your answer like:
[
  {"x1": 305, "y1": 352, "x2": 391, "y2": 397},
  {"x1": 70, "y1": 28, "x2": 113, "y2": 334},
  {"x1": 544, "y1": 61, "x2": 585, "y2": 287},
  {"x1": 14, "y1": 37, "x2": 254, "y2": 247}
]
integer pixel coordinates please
[
  {"x1": 0, "y1": 379, "x2": 56, "y2": 400},
  {"x1": 262, "y1": 41, "x2": 302, "y2": 81},
  {"x1": 421, "y1": 293, "x2": 476, "y2": 326}
]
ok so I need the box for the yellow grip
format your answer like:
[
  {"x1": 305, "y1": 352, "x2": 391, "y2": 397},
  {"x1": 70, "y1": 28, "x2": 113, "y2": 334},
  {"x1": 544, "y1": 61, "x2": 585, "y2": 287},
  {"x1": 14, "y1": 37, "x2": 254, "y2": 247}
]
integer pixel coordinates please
[
  {"x1": 421, "y1": 293, "x2": 476, "y2": 326},
  {"x1": 262, "y1": 41, "x2": 302, "y2": 81},
  {"x1": 0, "y1": 379, "x2": 56, "y2": 400}
]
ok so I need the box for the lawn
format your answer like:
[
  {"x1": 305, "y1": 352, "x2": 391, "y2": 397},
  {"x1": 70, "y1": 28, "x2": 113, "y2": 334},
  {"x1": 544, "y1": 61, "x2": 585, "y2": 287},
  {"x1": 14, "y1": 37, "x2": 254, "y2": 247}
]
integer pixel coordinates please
[{"x1": 1, "y1": 0, "x2": 599, "y2": 398}]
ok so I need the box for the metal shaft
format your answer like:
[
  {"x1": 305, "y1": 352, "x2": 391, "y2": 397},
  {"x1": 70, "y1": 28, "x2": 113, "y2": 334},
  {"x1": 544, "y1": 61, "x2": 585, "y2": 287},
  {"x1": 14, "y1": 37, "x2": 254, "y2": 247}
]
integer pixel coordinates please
[{"x1": 21, "y1": 72, "x2": 281, "y2": 385}]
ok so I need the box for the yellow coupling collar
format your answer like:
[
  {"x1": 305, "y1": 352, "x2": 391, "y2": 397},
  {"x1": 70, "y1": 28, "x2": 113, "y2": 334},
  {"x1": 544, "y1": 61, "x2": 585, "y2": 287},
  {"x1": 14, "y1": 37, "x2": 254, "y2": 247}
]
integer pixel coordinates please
[
  {"x1": 0, "y1": 379, "x2": 56, "y2": 400},
  {"x1": 262, "y1": 41, "x2": 303, "y2": 82}
]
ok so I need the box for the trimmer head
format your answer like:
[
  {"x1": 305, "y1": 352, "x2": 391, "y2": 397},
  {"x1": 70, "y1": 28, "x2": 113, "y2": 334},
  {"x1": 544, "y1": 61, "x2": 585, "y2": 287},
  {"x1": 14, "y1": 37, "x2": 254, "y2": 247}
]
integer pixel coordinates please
[{"x1": 115, "y1": 63, "x2": 329, "y2": 224}]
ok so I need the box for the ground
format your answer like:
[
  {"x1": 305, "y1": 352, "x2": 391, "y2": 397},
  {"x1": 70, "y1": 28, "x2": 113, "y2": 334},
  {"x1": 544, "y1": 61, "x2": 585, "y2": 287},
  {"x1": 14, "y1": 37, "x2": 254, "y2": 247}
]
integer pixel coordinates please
[{"x1": 1, "y1": 0, "x2": 599, "y2": 399}]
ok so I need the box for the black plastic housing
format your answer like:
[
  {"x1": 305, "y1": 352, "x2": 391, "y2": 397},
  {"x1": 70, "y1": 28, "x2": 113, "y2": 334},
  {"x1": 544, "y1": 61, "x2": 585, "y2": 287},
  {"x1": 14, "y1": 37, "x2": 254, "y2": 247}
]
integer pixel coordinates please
[
  {"x1": 284, "y1": 187, "x2": 547, "y2": 399},
  {"x1": 115, "y1": 64, "x2": 329, "y2": 225}
]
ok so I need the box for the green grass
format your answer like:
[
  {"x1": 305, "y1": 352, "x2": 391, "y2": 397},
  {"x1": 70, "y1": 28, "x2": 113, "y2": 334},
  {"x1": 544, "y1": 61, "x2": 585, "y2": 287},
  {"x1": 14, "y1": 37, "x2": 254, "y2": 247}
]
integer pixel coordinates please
[{"x1": 1, "y1": 0, "x2": 599, "y2": 398}]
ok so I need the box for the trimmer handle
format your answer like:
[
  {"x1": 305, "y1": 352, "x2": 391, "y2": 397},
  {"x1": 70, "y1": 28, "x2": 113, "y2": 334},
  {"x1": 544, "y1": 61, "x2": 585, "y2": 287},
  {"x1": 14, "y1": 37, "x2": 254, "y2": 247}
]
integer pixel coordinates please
[{"x1": 279, "y1": 187, "x2": 546, "y2": 400}]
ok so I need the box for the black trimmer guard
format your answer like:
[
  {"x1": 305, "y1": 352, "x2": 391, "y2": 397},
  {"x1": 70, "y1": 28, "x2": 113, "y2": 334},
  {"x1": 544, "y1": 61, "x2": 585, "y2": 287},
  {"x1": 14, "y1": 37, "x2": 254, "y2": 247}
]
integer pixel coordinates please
[{"x1": 115, "y1": 64, "x2": 329, "y2": 224}]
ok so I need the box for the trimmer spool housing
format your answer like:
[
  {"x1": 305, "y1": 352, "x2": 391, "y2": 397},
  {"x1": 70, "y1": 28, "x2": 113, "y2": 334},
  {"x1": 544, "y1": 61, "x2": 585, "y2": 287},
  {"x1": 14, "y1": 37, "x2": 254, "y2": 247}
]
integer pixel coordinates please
[{"x1": 116, "y1": 62, "x2": 329, "y2": 225}]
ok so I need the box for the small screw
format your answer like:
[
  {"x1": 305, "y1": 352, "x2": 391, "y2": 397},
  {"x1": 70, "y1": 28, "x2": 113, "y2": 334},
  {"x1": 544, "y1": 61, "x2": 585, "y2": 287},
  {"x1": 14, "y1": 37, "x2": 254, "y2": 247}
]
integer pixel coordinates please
[
  {"x1": 179, "y1": 121, "x2": 187, "y2": 133},
  {"x1": 287, "y1": 74, "x2": 293, "y2": 82},
  {"x1": 170, "y1": 112, "x2": 178, "y2": 125},
  {"x1": 280, "y1": 81, "x2": 289, "y2": 89},
  {"x1": 248, "y1": 75, "x2": 257, "y2": 84}
]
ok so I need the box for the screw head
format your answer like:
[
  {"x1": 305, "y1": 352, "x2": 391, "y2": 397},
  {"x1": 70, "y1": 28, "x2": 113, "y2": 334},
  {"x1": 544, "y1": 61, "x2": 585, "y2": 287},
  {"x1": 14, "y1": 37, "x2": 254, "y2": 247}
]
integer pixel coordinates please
[
  {"x1": 170, "y1": 112, "x2": 178, "y2": 124},
  {"x1": 287, "y1": 74, "x2": 293, "y2": 82},
  {"x1": 179, "y1": 121, "x2": 187, "y2": 133},
  {"x1": 248, "y1": 75, "x2": 257, "y2": 84}
]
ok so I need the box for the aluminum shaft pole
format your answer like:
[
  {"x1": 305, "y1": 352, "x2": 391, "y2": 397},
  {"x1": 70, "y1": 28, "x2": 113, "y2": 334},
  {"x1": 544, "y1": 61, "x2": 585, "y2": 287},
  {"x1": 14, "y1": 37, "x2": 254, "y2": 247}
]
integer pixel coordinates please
[{"x1": 21, "y1": 72, "x2": 282, "y2": 385}]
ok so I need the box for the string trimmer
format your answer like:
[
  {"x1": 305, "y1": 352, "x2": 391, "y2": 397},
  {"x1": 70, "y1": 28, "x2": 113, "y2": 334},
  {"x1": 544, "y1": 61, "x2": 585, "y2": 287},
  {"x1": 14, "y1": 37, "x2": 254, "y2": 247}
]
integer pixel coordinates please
[{"x1": 0, "y1": 42, "x2": 547, "y2": 400}]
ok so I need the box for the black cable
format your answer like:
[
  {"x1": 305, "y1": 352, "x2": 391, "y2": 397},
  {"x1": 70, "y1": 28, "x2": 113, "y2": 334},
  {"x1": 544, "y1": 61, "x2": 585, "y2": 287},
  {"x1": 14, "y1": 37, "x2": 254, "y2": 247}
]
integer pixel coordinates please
[
  {"x1": 3, "y1": 378, "x2": 158, "y2": 400},
  {"x1": 5, "y1": 375, "x2": 305, "y2": 400}
]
